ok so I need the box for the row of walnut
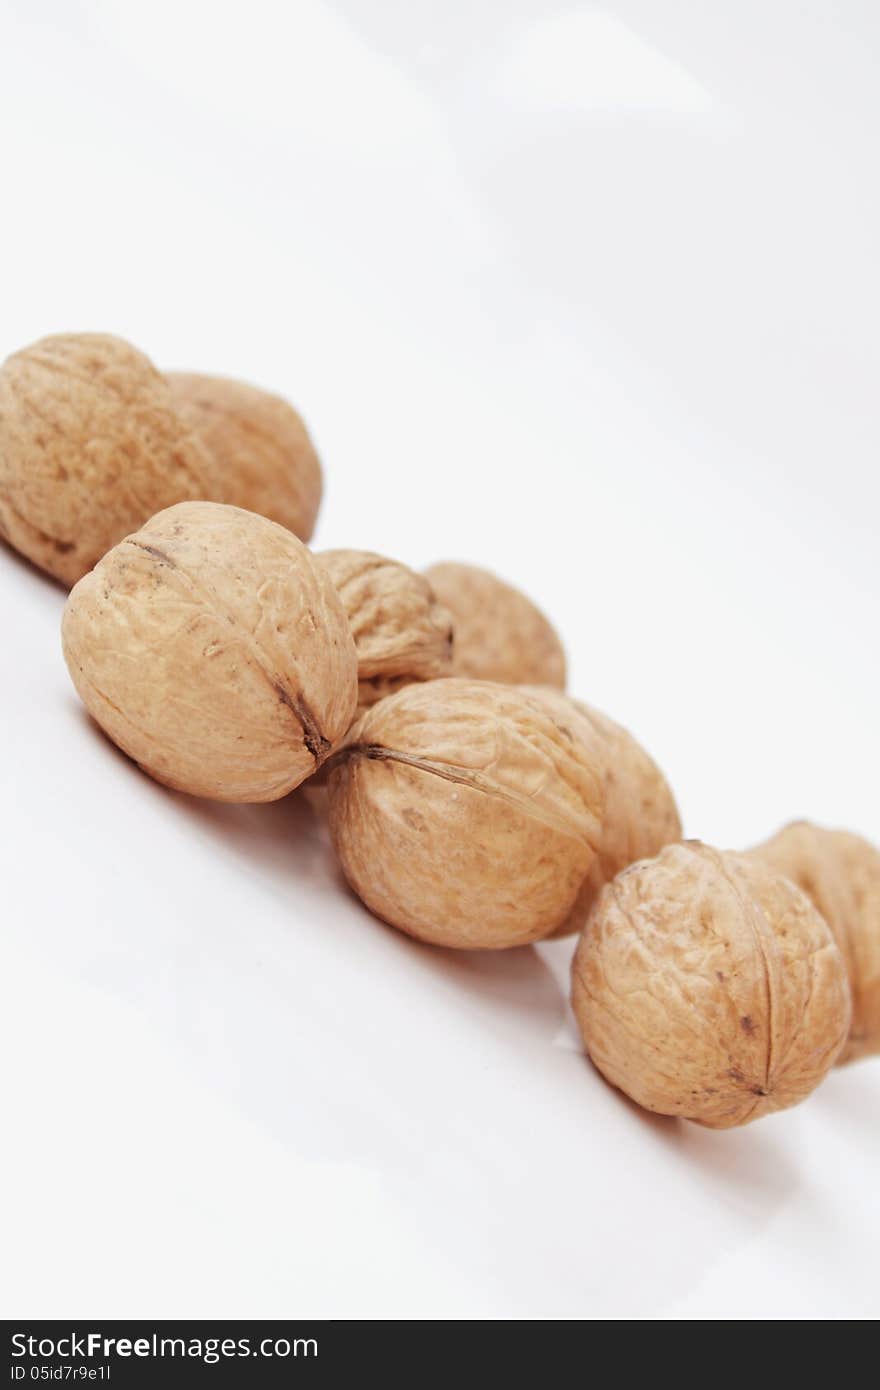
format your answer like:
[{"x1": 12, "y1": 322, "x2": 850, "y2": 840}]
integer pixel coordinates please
[{"x1": 1, "y1": 332, "x2": 877, "y2": 1130}]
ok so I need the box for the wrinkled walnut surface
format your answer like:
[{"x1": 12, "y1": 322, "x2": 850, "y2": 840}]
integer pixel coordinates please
[
  {"x1": 327, "y1": 678, "x2": 607, "y2": 949},
  {"x1": 424, "y1": 562, "x2": 566, "y2": 688},
  {"x1": 572, "y1": 842, "x2": 851, "y2": 1128},
  {"x1": 62, "y1": 501, "x2": 357, "y2": 802},
  {"x1": 521, "y1": 688, "x2": 682, "y2": 935},
  {"x1": 317, "y1": 549, "x2": 453, "y2": 710},
  {"x1": 0, "y1": 333, "x2": 208, "y2": 585},
  {"x1": 167, "y1": 372, "x2": 322, "y2": 542},
  {"x1": 748, "y1": 821, "x2": 880, "y2": 1064}
]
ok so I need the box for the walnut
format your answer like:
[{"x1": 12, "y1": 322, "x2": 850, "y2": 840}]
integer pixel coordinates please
[
  {"x1": 316, "y1": 549, "x2": 453, "y2": 711},
  {"x1": 167, "y1": 371, "x2": 322, "y2": 542},
  {"x1": 748, "y1": 821, "x2": 880, "y2": 1063},
  {"x1": 62, "y1": 501, "x2": 357, "y2": 801},
  {"x1": 572, "y1": 842, "x2": 851, "y2": 1127},
  {"x1": 0, "y1": 333, "x2": 207, "y2": 585},
  {"x1": 520, "y1": 687, "x2": 682, "y2": 934},
  {"x1": 326, "y1": 678, "x2": 608, "y2": 948},
  {"x1": 424, "y1": 561, "x2": 566, "y2": 687}
]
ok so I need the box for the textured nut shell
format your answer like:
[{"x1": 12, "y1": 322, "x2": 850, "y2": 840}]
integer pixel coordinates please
[
  {"x1": 0, "y1": 334, "x2": 208, "y2": 585},
  {"x1": 62, "y1": 501, "x2": 357, "y2": 802},
  {"x1": 327, "y1": 679, "x2": 607, "y2": 949},
  {"x1": 424, "y1": 562, "x2": 566, "y2": 687},
  {"x1": 748, "y1": 821, "x2": 880, "y2": 1063},
  {"x1": 317, "y1": 549, "x2": 454, "y2": 710},
  {"x1": 167, "y1": 372, "x2": 322, "y2": 542},
  {"x1": 521, "y1": 688, "x2": 682, "y2": 936},
  {"x1": 572, "y1": 842, "x2": 851, "y2": 1128}
]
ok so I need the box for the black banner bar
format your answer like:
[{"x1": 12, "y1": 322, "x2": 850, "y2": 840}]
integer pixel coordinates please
[{"x1": 3, "y1": 1321, "x2": 561, "y2": 1384}]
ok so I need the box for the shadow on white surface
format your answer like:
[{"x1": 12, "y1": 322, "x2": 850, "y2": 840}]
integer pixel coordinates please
[
  {"x1": 73, "y1": 699, "x2": 573, "y2": 1027},
  {"x1": 60, "y1": 691, "x2": 801, "y2": 1315}
]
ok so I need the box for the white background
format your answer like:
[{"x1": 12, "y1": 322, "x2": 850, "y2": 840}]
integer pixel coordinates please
[{"x1": 1, "y1": 1, "x2": 878, "y2": 1319}]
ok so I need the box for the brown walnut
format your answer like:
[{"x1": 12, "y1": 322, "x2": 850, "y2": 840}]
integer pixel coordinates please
[
  {"x1": 572, "y1": 842, "x2": 851, "y2": 1128},
  {"x1": 167, "y1": 372, "x2": 322, "y2": 542},
  {"x1": 62, "y1": 501, "x2": 357, "y2": 802},
  {"x1": 326, "y1": 678, "x2": 607, "y2": 949},
  {"x1": 316, "y1": 549, "x2": 453, "y2": 711},
  {"x1": 748, "y1": 821, "x2": 880, "y2": 1064},
  {"x1": 0, "y1": 333, "x2": 208, "y2": 585},
  {"x1": 424, "y1": 561, "x2": 566, "y2": 687},
  {"x1": 520, "y1": 687, "x2": 682, "y2": 934}
]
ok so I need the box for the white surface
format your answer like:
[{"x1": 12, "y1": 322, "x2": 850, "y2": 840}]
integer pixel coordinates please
[{"x1": 1, "y1": 1, "x2": 878, "y2": 1320}]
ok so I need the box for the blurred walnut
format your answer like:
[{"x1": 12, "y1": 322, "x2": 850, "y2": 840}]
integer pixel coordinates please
[
  {"x1": 327, "y1": 678, "x2": 607, "y2": 949},
  {"x1": 62, "y1": 502, "x2": 357, "y2": 801},
  {"x1": 572, "y1": 842, "x2": 851, "y2": 1128},
  {"x1": 316, "y1": 549, "x2": 453, "y2": 710},
  {"x1": 167, "y1": 372, "x2": 322, "y2": 542},
  {"x1": 0, "y1": 333, "x2": 208, "y2": 585},
  {"x1": 424, "y1": 561, "x2": 565, "y2": 688},
  {"x1": 521, "y1": 687, "x2": 681, "y2": 934},
  {"x1": 748, "y1": 821, "x2": 880, "y2": 1064}
]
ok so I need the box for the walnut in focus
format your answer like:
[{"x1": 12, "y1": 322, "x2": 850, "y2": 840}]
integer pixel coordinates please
[
  {"x1": 326, "y1": 678, "x2": 607, "y2": 948},
  {"x1": 572, "y1": 842, "x2": 851, "y2": 1128},
  {"x1": 62, "y1": 501, "x2": 357, "y2": 801}
]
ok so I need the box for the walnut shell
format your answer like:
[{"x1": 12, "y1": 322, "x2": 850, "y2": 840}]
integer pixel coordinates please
[
  {"x1": 316, "y1": 549, "x2": 453, "y2": 711},
  {"x1": 572, "y1": 842, "x2": 851, "y2": 1127},
  {"x1": 326, "y1": 679, "x2": 607, "y2": 949},
  {"x1": 62, "y1": 501, "x2": 357, "y2": 802},
  {"x1": 424, "y1": 561, "x2": 566, "y2": 687},
  {"x1": 167, "y1": 372, "x2": 322, "y2": 542},
  {"x1": 0, "y1": 333, "x2": 208, "y2": 585},
  {"x1": 748, "y1": 821, "x2": 880, "y2": 1064},
  {"x1": 520, "y1": 687, "x2": 682, "y2": 935}
]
